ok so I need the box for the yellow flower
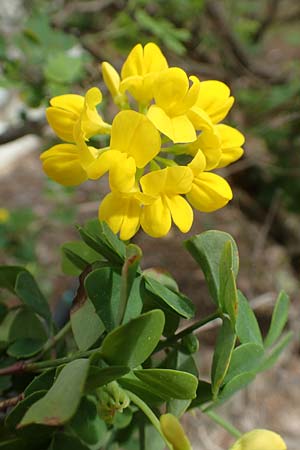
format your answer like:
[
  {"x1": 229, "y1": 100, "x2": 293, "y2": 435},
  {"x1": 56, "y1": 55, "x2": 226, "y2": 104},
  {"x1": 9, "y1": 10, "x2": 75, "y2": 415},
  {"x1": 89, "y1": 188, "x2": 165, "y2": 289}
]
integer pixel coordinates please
[
  {"x1": 188, "y1": 124, "x2": 244, "y2": 170},
  {"x1": 140, "y1": 166, "x2": 194, "y2": 237},
  {"x1": 120, "y1": 42, "x2": 168, "y2": 105},
  {"x1": 99, "y1": 189, "x2": 147, "y2": 241},
  {"x1": 40, "y1": 143, "x2": 97, "y2": 186},
  {"x1": 101, "y1": 61, "x2": 128, "y2": 108},
  {"x1": 46, "y1": 87, "x2": 110, "y2": 142},
  {"x1": 188, "y1": 80, "x2": 234, "y2": 131},
  {"x1": 160, "y1": 414, "x2": 192, "y2": 450},
  {"x1": 147, "y1": 68, "x2": 200, "y2": 143},
  {"x1": 0, "y1": 208, "x2": 10, "y2": 224},
  {"x1": 187, "y1": 150, "x2": 233, "y2": 212},
  {"x1": 88, "y1": 110, "x2": 161, "y2": 191},
  {"x1": 230, "y1": 429, "x2": 287, "y2": 450}
]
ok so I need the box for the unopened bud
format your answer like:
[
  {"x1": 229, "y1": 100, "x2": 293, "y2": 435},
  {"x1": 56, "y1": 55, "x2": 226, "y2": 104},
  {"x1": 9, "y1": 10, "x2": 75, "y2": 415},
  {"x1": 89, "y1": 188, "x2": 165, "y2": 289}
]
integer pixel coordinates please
[{"x1": 230, "y1": 429, "x2": 287, "y2": 450}]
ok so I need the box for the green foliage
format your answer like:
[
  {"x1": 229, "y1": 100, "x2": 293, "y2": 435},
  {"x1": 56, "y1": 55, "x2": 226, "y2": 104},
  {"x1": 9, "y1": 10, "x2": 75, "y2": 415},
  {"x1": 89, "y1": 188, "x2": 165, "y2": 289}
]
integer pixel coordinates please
[{"x1": 0, "y1": 225, "x2": 291, "y2": 448}]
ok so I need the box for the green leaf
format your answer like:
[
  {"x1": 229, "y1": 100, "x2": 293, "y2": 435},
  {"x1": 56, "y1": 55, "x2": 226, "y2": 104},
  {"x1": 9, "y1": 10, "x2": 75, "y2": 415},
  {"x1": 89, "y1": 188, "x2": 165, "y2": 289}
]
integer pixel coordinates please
[
  {"x1": 70, "y1": 396, "x2": 107, "y2": 446},
  {"x1": 134, "y1": 369, "x2": 198, "y2": 399},
  {"x1": 0, "y1": 267, "x2": 51, "y2": 324},
  {"x1": 119, "y1": 244, "x2": 142, "y2": 323},
  {"x1": 85, "y1": 366, "x2": 130, "y2": 392},
  {"x1": 71, "y1": 297, "x2": 105, "y2": 351},
  {"x1": 144, "y1": 276, "x2": 195, "y2": 319},
  {"x1": 189, "y1": 380, "x2": 213, "y2": 409},
  {"x1": 7, "y1": 308, "x2": 48, "y2": 358},
  {"x1": 19, "y1": 359, "x2": 90, "y2": 427},
  {"x1": 211, "y1": 317, "x2": 236, "y2": 398},
  {"x1": 219, "y1": 241, "x2": 238, "y2": 324},
  {"x1": 79, "y1": 220, "x2": 126, "y2": 264},
  {"x1": 236, "y1": 291, "x2": 263, "y2": 346},
  {"x1": 224, "y1": 343, "x2": 264, "y2": 382},
  {"x1": 25, "y1": 369, "x2": 56, "y2": 397},
  {"x1": 85, "y1": 267, "x2": 122, "y2": 331},
  {"x1": 61, "y1": 241, "x2": 102, "y2": 276},
  {"x1": 7, "y1": 339, "x2": 45, "y2": 359},
  {"x1": 184, "y1": 231, "x2": 239, "y2": 305},
  {"x1": 6, "y1": 391, "x2": 47, "y2": 429},
  {"x1": 100, "y1": 310, "x2": 165, "y2": 368},
  {"x1": 264, "y1": 291, "x2": 290, "y2": 348},
  {"x1": 143, "y1": 268, "x2": 179, "y2": 292},
  {"x1": 0, "y1": 309, "x2": 19, "y2": 347},
  {"x1": 258, "y1": 331, "x2": 293, "y2": 372},
  {"x1": 219, "y1": 372, "x2": 255, "y2": 401},
  {"x1": 167, "y1": 399, "x2": 191, "y2": 417},
  {"x1": 119, "y1": 376, "x2": 166, "y2": 405},
  {"x1": 49, "y1": 432, "x2": 90, "y2": 450}
]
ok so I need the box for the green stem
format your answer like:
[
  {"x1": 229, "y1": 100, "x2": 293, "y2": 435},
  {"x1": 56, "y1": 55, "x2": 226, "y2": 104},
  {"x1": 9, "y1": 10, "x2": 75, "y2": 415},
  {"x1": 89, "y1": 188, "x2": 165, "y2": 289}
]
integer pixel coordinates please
[
  {"x1": 205, "y1": 411, "x2": 242, "y2": 438},
  {"x1": 25, "y1": 349, "x2": 96, "y2": 372},
  {"x1": 41, "y1": 321, "x2": 72, "y2": 355},
  {"x1": 125, "y1": 391, "x2": 172, "y2": 450},
  {"x1": 155, "y1": 311, "x2": 220, "y2": 352}
]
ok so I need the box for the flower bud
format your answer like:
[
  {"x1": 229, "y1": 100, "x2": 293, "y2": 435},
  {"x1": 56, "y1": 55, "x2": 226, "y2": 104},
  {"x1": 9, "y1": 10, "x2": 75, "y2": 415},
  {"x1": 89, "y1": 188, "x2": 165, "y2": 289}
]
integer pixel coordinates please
[
  {"x1": 97, "y1": 381, "x2": 130, "y2": 424},
  {"x1": 230, "y1": 429, "x2": 287, "y2": 450},
  {"x1": 160, "y1": 413, "x2": 192, "y2": 450}
]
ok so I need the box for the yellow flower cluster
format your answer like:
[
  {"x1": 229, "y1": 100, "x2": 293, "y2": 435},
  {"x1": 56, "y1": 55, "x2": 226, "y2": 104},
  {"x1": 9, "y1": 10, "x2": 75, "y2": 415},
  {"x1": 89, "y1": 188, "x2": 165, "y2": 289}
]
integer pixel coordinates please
[{"x1": 41, "y1": 43, "x2": 244, "y2": 239}]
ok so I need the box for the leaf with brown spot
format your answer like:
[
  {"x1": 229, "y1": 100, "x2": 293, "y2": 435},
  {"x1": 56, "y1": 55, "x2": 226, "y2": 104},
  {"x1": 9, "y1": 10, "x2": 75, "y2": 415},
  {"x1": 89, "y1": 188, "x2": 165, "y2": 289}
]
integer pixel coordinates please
[{"x1": 18, "y1": 359, "x2": 90, "y2": 428}]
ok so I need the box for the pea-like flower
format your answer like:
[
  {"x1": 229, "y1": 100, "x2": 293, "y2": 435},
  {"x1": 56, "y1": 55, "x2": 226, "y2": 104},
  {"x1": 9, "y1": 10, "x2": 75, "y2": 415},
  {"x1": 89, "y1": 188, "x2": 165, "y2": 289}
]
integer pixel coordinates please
[
  {"x1": 147, "y1": 68, "x2": 200, "y2": 143},
  {"x1": 119, "y1": 42, "x2": 168, "y2": 106},
  {"x1": 140, "y1": 166, "x2": 194, "y2": 237},
  {"x1": 46, "y1": 87, "x2": 110, "y2": 142},
  {"x1": 229, "y1": 429, "x2": 287, "y2": 450},
  {"x1": 88, "y1": 110, "x2": 161, "y2": 191},
  {"x1": 188, "y1": 80, "x2": 234, "y2": 131},
  {"x1": 40, "y1": 42, "x2": 245, "y2": 240},
  {"x1": 187, "y1": 150, "x2": 233, "y2": 212},
  {"x1": 188, "y1": 124, "x2": 245, "y2": 170}
]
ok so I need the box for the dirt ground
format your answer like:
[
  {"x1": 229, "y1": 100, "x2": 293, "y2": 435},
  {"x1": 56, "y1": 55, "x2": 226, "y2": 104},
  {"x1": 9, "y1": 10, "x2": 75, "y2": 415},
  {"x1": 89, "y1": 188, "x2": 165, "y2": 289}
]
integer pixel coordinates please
[{"x1": 0, "y1": 143, "x2": 299, "y2": 449}]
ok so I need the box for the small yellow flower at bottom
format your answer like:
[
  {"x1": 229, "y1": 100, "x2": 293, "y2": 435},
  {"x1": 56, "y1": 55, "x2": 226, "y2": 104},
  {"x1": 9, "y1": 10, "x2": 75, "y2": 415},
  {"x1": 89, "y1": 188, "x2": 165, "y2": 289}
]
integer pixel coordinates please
[
  {"x1": 0, "y1": 208, "x2": 10, "y2": 224},
  {"x1": 160, "y1": 413, "x2": 192, "y2": 450},
  {"x1": 229, "y1": 429, "x2": 287, "y2": 450},
  {"x1": 99, "y1": 189, "x2": 152, "y2": 241}
]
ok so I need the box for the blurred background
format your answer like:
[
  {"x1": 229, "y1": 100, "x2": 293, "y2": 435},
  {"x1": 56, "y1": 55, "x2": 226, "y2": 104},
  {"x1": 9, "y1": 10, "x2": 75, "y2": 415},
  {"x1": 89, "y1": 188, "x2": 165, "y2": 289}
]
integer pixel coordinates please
[{"x1": 0, "y1": 0, "x2": 299, "y2": 448}]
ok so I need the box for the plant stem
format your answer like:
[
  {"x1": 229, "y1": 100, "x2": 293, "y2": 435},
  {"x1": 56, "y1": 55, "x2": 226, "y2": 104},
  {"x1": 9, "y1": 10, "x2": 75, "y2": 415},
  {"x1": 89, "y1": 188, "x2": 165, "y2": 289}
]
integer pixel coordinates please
[
  {"x1": 155, "y1": 311, "x2": 220, "y2": 352},
  {"x1": 41, "y1": 321, "x2": 72, "y2": 355},
  {"x1": 0, "y1": 393, "x2": 24, "y2": 411},
  {"x1": 125, "y1": 390, "x2": 172, "y2": 450},
  {"x1": 0, "y1": 348, "x2": 97, "y2": 376},
  {"x1": 205, "y1": 411, "x2": 242, "y2": 438}
]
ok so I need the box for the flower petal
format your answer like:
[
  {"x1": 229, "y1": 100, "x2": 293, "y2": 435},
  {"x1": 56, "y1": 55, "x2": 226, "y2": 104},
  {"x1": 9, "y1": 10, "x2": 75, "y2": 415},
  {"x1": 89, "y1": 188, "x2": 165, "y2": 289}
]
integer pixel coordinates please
[
  {"x1": 99, "y1": 192, "x2": 141, "y2": 240},
  {"x1": 87, "y1": 149, "x2": 122, "y2": 180},
  {"x1": 147, "y1": 106, "x2": 196, "y2": 143},
  {"x1": 141, "y1": 197, "x2": 171, "y2": 238},
  {"x1": 109, "y1": 156, "x2": 136, "y2": 192},
  {"x1": 165, "y1": 195, "x2": 193, "y2": 233},
  {"x1": 191, "y1": 129, "x2": 222, "y2": 170},
  {"x1": 41, "y1": 144, "x2": 87, "y2": 186},
  {"x1": 102, "y1": 61, "x2": 121, "y2": 98},
  {"x1": 187, "y1": 172, "x2": 233, "y2": 212},
  {"x1": 50, "y1": 94, "x2": 84, "y2": 115},
  {"x1": 121, "y1": 44, "x2": 144, "y2": 79},
  {"x1": 195, "y1": 80, "x2": 234, "y2": 123},
  {"x1": 110, "y1": 110, "x2": 161, "y2": 168},
  {"x1": 153, "y1": 68, "x2": 189, "y2": 113},
  {"x1": 188, "y1": 150, "x2": 206, "y2": 175},
  {"x1": 164, "y1": 166, "x2": 194, "y2": 194},
  {"x1": 215, "y1": 124, "x2": 244, "y2": 168},
  {"x1": 46, "y1": 108, "x2": 77, "y2": 142}
]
